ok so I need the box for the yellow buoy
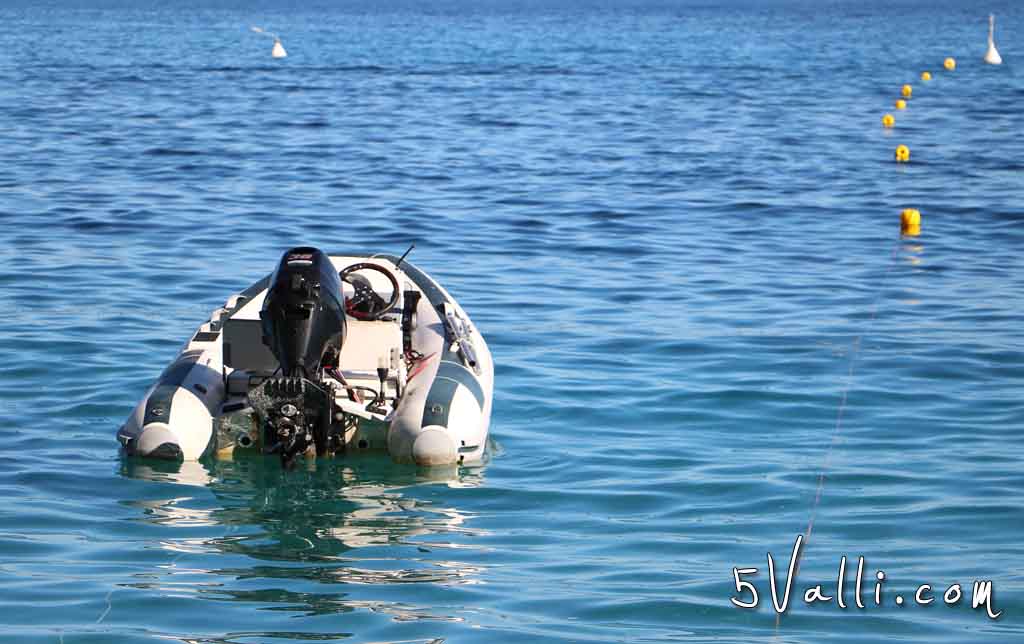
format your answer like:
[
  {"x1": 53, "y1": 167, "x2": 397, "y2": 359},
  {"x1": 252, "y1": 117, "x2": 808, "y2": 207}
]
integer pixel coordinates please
[
  {"x1": 882, "y1": 113, "x2": 895, "y2": 128},
  {"x1": 944, "y1": 57, "x2": 956, "y2": 70},
  {"x1": 901, "y1": 84, "x2": 913, "y2": 98},
  {"x1": 895, "y1": 99, "x2": 907, "y2": 110},
  {"x1": 921, "y1": 71, "x2": 932, "y2": 81},
  {"x1": 895, "y1": 145, "x2": 910, "y2": 163},
  {"x1": 901, "y1": 208, "x2": 921, "y2": 236}
]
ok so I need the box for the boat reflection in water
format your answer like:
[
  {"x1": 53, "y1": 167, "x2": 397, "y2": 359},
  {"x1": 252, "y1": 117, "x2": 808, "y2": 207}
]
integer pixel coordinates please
[{"x1": 118, "y1": 456, "x2": 491, "y2": 637}]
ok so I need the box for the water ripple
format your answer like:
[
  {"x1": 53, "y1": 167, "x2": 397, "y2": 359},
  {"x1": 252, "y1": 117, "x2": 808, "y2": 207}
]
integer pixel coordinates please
[{"x1": 0, "y1": 2, "x2": 1022, "y2": 643}]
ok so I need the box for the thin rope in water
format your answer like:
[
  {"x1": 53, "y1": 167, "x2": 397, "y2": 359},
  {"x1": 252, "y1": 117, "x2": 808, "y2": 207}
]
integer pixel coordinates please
[
  {"x1": 804, "y1": 240, "x2": 901, "y2": 544},
  {"x1": 90, "y1": 502, "x2": 242, "y2": 634},
  {"x1": 95, "y1": 589, "x2": 115, "y2": 624},
  {"x1": 774, "y1": 238, "x2": 904, "y2": 632}
]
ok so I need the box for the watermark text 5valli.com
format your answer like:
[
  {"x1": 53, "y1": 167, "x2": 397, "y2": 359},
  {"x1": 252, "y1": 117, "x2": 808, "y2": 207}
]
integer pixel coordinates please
[{"x1": 731, "y1": 535, "x2": 1002, "y2": 619}]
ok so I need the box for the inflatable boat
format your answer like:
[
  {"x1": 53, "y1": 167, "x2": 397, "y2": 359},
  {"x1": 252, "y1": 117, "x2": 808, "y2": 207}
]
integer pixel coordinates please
[{"x1": 118, "y1": 247, "x2": 493, "y2": 467}]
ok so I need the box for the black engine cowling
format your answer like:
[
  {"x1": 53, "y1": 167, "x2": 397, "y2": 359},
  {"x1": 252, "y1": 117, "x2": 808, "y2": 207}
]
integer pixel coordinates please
[
  {"x1": 255, "y1": 247, "x2": 347, "y2": 466},
  {"x1": 260, "y1": 247, "x2": 346, "y2": 378}
]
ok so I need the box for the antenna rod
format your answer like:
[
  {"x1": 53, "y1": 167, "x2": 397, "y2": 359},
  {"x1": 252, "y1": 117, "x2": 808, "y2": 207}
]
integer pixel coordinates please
[{"x1": 396, "y1": 243, "x2": 415, "y2": 268}]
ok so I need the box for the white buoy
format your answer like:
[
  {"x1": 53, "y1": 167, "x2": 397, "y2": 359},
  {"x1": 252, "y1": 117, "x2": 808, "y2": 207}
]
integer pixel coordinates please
[
  {"x1": 251, "y1": 26, "x2": 288, "y2": 59},
  {"x1": 985, "y1": 14, "x2": 1002, "y2": 65}
]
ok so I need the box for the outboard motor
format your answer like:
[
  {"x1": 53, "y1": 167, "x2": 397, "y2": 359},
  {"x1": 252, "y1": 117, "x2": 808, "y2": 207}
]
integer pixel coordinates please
[
  {"x1": 260, "y1": 247, "x2": 346, "y2": 378},
  {"x1": 251, "y1": 247, "x2": 347, "y2": 466}
]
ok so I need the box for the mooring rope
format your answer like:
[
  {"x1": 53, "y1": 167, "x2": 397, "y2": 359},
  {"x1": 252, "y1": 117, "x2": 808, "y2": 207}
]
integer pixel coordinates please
[
  {"x1": 774, "y1": 238, "x2": 904, "y2": 633},
  {"x1": 804, "y1": 240, "x2": 901, "y2": 545}
]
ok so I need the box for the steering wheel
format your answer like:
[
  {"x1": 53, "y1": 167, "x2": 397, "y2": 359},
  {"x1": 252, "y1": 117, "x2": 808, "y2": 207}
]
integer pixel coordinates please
[{"x1": 338, "y1": 262, "x2": 401, "y2": 321}]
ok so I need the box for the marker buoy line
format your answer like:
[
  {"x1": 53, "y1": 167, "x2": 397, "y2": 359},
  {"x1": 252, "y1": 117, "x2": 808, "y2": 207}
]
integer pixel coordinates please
[
  {"x1": 944, "y1": 57, "x2": 956, "y2": 70},
  {"x1": 788, "y1": 45, "x2": 942, "y2": 632},
  {"x1": 901, "y1": 84, "x2": 913, "y2": 98},
  {"x1": 251, "y1": 25, "x2": 288, "y2": 58}
]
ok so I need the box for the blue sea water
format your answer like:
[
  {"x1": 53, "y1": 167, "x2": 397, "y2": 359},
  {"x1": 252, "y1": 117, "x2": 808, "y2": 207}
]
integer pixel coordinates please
[{"x1": 1, "y1": 0, "x2": 1023, "y2": 641}]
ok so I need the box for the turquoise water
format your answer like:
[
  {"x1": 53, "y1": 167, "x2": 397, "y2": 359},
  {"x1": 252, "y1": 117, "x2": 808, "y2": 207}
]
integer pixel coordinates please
[{"x1": 1, "y1": 1, "x2": 1023, "y2": 641}]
